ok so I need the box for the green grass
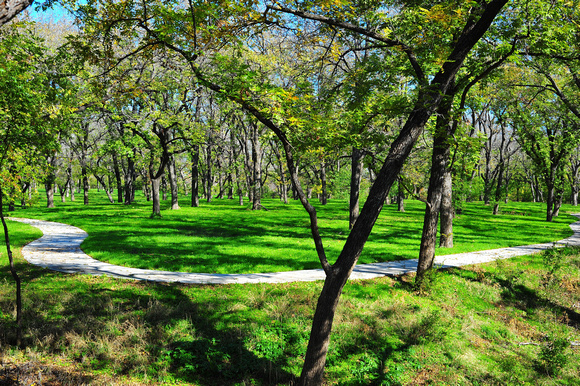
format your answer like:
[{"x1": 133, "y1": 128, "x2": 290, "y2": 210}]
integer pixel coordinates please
[
  {"x1": 3, "y1": 190, "x2": 577, "y2": 274},
  {"x1": 1, "y1": 220, "x2": 579, "y2": 385}
]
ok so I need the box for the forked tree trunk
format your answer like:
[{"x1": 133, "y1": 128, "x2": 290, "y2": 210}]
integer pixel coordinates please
[
  {"x1": 190, "y1": 2, "x2": 507, "y2": 382},
  {"x1": 416, "y1": 93, "x2": 455, "y2": 287}
]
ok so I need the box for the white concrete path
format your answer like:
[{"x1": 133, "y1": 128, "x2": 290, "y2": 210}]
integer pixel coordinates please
[{"x1": 9, "y1": 215, "x2": 580, "y2": 284}]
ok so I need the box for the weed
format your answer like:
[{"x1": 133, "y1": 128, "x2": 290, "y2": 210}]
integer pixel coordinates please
[
  {"x1": 404, "y1": 309, "x2": 447, "y2": 345},
  {"x1": 536, "y1": 336, "x2": 570, "y2": 376},
  {"x1": 413, "y1": 266, "x2": 444, "y2": 294}
]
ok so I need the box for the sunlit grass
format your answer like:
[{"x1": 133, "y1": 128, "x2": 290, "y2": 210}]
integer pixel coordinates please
[
  {"x1": 4, "y1": 190, "x2": 576, "y2": 273},
  {"x1": 1, "y1": 221, "x2": 579, "y2": 384}
]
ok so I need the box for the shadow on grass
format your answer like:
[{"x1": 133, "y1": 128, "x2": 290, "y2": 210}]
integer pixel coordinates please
[
  {"x1": 0, "y1": 264, "x2": 296, "y2": 385},
  {"x1": 448, "y1": 267, "x2": 580, "y2": 330}
]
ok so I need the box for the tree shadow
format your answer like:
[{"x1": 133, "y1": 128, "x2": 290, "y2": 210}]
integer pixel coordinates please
[
  {"x1": 447, "y1": 267, "x2": 580, "y2": 330},
  {"x1": 0, "y1": 266, "x2": 297, "y2": 385}
]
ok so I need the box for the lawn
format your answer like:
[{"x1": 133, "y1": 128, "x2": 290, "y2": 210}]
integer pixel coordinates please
[
  {"x1": 1, "y1": 217, "x2": 579, "y2": 385},
  {"x1": 3, "y1": 190, "x2": 577, "y2": 274}
]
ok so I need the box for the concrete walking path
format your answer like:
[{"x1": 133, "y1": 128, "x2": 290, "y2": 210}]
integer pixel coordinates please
[{"x1": 9, "y1": 215, "x2": 580, "y2": 284}]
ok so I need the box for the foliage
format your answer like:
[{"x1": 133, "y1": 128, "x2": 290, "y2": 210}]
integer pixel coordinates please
[
  {"x1": 536, "y1": 336, "x2": 571, "y2": 376},
  {"x1": 0, "y1": 21, "x2": 59, "y2": 195}
]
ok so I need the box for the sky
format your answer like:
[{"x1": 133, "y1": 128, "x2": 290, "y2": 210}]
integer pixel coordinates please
[{"x1": 25, "y1": 1, "x2": 75, "y2": 24}]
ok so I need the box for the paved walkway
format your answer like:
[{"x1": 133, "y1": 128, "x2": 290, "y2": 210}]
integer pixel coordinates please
[{"x1": 9, "y1": 215, "x2": 580, "y2": 284}]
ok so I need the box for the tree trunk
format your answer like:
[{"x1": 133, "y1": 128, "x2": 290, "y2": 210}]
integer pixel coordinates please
[
  {"x1": 151, "y1": 175, "x2": 162, "y2": 217},
  {"x1": 167, "y1": 155, "x2": 180, "y2": 209},
  {"x1": 113, "y1": 154, "x2": 123, "y2": 203},
  {"x1": 397, "y1": 177, "x2": 405, "y2": 212},
  {"x1": 124, "y1": 156, "x2": 136, "y2": 204},
  {"x1": 45, "y1": 179, "x2": 55, "y2": 208},
  {"x1": 349, "y1": 147, "x2": 364, "y2": 229},
  {"x1": 82, "y1": 166, "x2": 89, "y2": 205},
  {"x1": 0, "y1": 186, "x2": 22, "y2": 346},
  {"x1": 59, "y1": 184, "x2": 66, "y2": 203},
  {"x1": 553, "y1": 191, "x2": 563, "y2": 217},
  {"x1": 95, "y1": 175, "x2": 114, "y2": 203},
  {"x1": 191, "y1": 146, "x2": 200, "y2": 207},
  {"x1": 0, "y1": 0, "x2": 33, "y2": 27},
  {"x1": 319, "y1": 161, "x2": 328, "y2": 205},
  {"x1": 251, "y1": 125, "x2": 262, "y2": 210},
  {"x1": 439, "y1": 170, "x2": 453, "y2": 248},
  {"x1": 416, "y1": 95, "x2": 454, "y2": 286},
  {"x1": 206, "y1": 142, "x2": 213, "y2": 202},
  {"x1": 546, "y1": 167, "x2": 556, "y2": 222},
  {"x1": 161, "y1": 176, "x2": 168, "y2": 201}
]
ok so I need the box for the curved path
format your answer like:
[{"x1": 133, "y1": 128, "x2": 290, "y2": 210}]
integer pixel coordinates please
[{"x1": 9, "y1": 215, "x2": 580, "y2": 284}]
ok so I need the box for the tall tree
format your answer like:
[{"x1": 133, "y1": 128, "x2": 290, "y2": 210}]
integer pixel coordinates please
[
  {"x1": 0, "y1": 20, "x2": 59, "y2": 345},
  {"x1": 66, "y1": 0, "x2": 510, "y2": 382}
]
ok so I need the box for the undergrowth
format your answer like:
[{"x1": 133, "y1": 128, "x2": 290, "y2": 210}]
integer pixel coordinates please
[
  {"x1": 1, "y1": 199, "x2": 580, "y2": 384},
  {"x1": 1, "y1": 224, "x2": 580, "y2": 384}
]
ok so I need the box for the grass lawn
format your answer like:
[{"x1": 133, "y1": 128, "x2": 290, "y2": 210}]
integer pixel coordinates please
[
  {"x1": 1, "y1": 217, "x2": 579, "y2": 385},
  {"x1": 3, "y1": 190, "x2": 577, "y2": 274}
]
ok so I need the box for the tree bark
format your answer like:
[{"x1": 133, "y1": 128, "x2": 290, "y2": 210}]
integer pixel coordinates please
[
  {"x1": 397, "y1": 177, "x2": 405, "y2": 212},
  {"x1": 113, "y1": 153, "x2": 123, "y2": 203},
  {"x1": 82, "y1": 165, "x2": 89, "y2": 205},
  {"x1": 251, "y1": 122, "x2": 262, "y2": 210},
  {"x1": 0, "y1": 186, "x2": 22, "y2": 346},
  {"x1": 319, "y1": 160, "x2": 328, "y2": 205},
  {"x1": 124, "y1": 155, "x2": 136, "y2": 204},
  {"x1": 167, "y1": 155, "x2": 180, "y2": 209},
  {"x1": 349, "y1": 147, "x2": 364, "y2": 229},
  {"x1": 45, "y1": 179, "x2": 55, "y2": 208},
  {"x1": 191, "y1": 146, "x2": 200, "y2": 207},
  {"x1": 416, "y1": 87, "x2": 457, "y2": 286},
  {"x1": 0, "y1": 0, "x2": 33, "y2": 26},
  {"x1": 151, "y1": 175, "x2": 162, "y2": 217},
  {"x1": 206, "y1": 141, "x2": 213, "y2": 202},
  {"x1": 439, "y1": 170, "x2": 454, "y2": 248}
]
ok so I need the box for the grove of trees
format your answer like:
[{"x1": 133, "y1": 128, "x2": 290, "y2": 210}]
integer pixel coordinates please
[{"x1": 1, "y1": 0, "x2": 580, "y2": 383}]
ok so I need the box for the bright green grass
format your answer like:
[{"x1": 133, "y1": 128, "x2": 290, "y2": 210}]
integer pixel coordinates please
[
  {"x1": 1, "y1": 225, "x2": 579, "y2": 385},
  {"x1": 4, "y1": 190, "x2": 577, "y2": 273}
]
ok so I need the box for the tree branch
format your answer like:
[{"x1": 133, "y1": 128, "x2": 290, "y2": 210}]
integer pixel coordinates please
[{"x1": 265, "y1": 4, "x2": 427, "y2": 85}]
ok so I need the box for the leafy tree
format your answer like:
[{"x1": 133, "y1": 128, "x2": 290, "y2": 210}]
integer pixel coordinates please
[
  {"x1": 509, "y1": 83, "x2": 579, "y2": 221},
  {"x1": 50, "y1": 0, "x2": 510, "y2": 382},
  {"x1": 0, "y1": 20, "x2": 59, "y2": 345}
]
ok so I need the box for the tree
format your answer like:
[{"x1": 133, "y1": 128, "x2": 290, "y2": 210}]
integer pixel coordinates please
[
  {"x1": 0, "y1": 0, "x2": 33, "y2": 26},
  {"x1": 63, "y1": 0, "x2": 509, "y2": 382},
  {"x1": 510, "y1": 85, "x2": 579, "y2": 221},
  {"x1": 0, "y1": 20, "x2": 58, "y2": 345}
]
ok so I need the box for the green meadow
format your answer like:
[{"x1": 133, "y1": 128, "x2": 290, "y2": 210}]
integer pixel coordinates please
[
  {"x1": 3, "y1": 191, "x2": 576, "y2": 274},
  {"x1": 1, "y1": 192, "x2": 579, "y2": 385}
]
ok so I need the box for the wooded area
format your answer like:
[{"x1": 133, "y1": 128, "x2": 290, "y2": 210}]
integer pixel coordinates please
[{"x1": 1, "y1": 0, "x2": 580, "y2": 384}]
